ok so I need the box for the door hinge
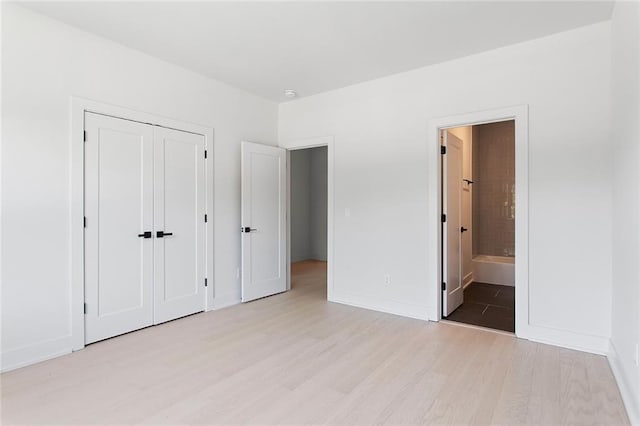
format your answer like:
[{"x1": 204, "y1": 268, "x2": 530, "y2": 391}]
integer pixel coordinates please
[
  {"x1": 84, "y1": 216, "x2": 87, "y2": 228},
  {"x1": 83, "y1": 131, "x2": 87, "y2": 142},
  {"x1": 441, "y1": 146, "x2": 446, "y2": 155},
  {"x1": 204, "y1": 278, "x2": 208, "y2": 287},
  {"x1": 204, "y1": 214, "x2": 208, "y2": 223},
  {"x1": 84, "y1": 303, "x2": 87, "y2": 314},
  {"x1": 441, "y1": 214, "x2": 446, "y2": 223},
  {"x1": 204, "y1": 150, "x2": 207, "y2": 159},
  {"x1": 442, "y1": 282, "x2": 446, "y2": 291}
]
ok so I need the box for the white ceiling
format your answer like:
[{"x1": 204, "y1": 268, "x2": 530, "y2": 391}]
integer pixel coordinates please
[{"x1": 20, "y1": 1, "x2": 614, "y2": 102}]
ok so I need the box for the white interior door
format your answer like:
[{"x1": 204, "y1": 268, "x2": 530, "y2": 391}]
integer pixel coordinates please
[
  {"x1": 84, "y1": 113, "x2": 154, "y2": 344},
  {"x1": 443, "y1": 131, "x2": 464, "y2": 316},
  {"x1": 241, "y1": 141, "x2": 287, "y2": 302},
  {"x1": 153, "y1": 127, "x2": 206, "y2": 324}
]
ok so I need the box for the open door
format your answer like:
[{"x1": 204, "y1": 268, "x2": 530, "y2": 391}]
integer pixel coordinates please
[
  {"x1": 241, "y1": 141, "x2": 287, "y2": 302},
  {"x1": 442, "y1": 131, "x2": 464, "y2": 316}
]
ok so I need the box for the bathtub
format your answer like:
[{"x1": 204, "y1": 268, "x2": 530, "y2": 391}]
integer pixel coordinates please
[{"x1": 472, "y1": 255, "x2": 515, "y2": 286}]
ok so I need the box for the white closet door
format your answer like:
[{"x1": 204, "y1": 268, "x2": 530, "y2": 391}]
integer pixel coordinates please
[
  {"x1": 84, "y1": 113, "x2": 154, "y2": 344},
  {"x1": 153, "y1": 127, "x2": 206, "y2": 324}
]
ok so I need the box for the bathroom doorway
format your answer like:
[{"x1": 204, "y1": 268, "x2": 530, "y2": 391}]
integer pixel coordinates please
[{"x1": 441, "y1": 120, "x2": 516, "y2": 332}]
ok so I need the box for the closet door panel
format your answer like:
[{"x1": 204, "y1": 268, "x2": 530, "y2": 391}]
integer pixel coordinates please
[
  {"x1": 153, "y1": 127, "x2": 206, "y2": 324},
  {"x1": 84, "y1": 113, "x2": 154, "y2": 344}
]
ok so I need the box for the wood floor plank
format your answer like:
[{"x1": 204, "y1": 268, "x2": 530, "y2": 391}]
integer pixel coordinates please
[{"x1": 0, "y1": 261, "x2": 630, "y2": 425}]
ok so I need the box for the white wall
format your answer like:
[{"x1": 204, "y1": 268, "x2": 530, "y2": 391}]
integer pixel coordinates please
[
  {"x1": 291, "y1": 149, "x2": 312, "y2": 261},
  {"x1": 290, "y1": 146, "x2": 328, "y2": 262},
  {"x1": 279, "y1": 22, "x2": 612, "y2": 351},
  {"x1": 609, "y1": 1, "x2": 640, "y2": 423},
  {"x1": 310, "y1": 146, "x2": 328, "y2": 261},
  {"x1": 448, "y1": 127, "x2": 472, "y2": 284},
  {"x1": 0, "y1": 2, "x2": 621, "y2": 377},
  {"x1": 1, "y1": 4, "x2": 278, "y2": 371}
]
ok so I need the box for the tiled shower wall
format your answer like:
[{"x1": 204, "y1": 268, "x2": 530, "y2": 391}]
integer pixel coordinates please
[{"x1": 472, "y1": 120, "x2": 515, "y2": 257}]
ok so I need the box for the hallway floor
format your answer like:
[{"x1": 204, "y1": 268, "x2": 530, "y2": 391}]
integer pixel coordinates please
[{"x1": 446, "y1": 282, "x2": 515, "y2": 332}]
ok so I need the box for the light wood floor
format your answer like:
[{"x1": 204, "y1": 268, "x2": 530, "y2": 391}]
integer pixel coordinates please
[{"x1": 1, "y1": 261, "x2": 630, "y2": 425}]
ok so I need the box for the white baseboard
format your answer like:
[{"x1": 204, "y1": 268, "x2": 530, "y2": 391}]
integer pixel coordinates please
[
  {"x1": 608, "y1": 341, "x2": 640, "y2": 425},
  {"x1": 332, "y1": 293, "x2": 610, "y2": 358},
  {"x1": 291, "y1": 257, "x2": 328, "y2": 263},
  {"x1": 463, "y1": 272, "x2": 474, "y2": 288},
  {"x1": 329, "y1": 292, "x2": 429, "y2": 321},
  {"x1": 211, "y1": 295, "x2": 241, "y2": 311},
  {"x1": 520, "y1": 324, "x2": 610, "y2": 355},
  {"x1": 2, "y1": 294, "x2": 244, "y2": 372},
  {"x1": 1, "y1": 336, "x2": 73, "y2": 372}
]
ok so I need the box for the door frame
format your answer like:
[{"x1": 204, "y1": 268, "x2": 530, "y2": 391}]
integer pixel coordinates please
[
  {"x1": 281, "y1": 136, "x2": 334, "y2": 300},
  {"x1": 70, "y1": 97, "x2": 214, "y2": 351},
  {"x1": 427, "y1": 105, "x2": 530, "y2": 338}
]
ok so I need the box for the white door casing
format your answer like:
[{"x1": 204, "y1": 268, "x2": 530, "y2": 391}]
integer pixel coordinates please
[
  {"x1": 84, "y1": 113, "x2": 154, "y2": 344},
  {"x1": 282, "y1": 136, "x2": 334, "y2": 299},
  {"x1": 153, "y1": 126, "x2": 206, "y2": 324},
  {"x1": 442, "y1": 131, "x2": 464, "y2": 316},
  {"x1": 241, "y1": 141, "x2": 287, "y2": 302},
  {"x1": 84, "y1": 112, "x2": 207, "y2": 344},
  {"x1": 428, "y1": 106, "x2": 528, "y2": 338}
]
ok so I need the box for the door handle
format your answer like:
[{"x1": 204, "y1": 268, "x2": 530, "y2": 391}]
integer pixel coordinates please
[
  {"x1": 138, "y1": 231, "x2": 152, "y2": 238},
  {"x1": 241, "y1": 227, "x2": 258, "y2": 233},
  {"x1": 156, "y1": 231, "x2": 174, "y2": 238},
  {"x1": 461, "y1": 227, "x2": 468, "y2": 233}
]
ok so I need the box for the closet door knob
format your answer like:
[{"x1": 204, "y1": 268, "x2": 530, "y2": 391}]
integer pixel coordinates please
[
  {"x1": 461, "y1": 227, "x2": 468, "y2": 233},
  {"x1": 137, "y1": 231, "x2": 152, "y2": 238},
  {"x1": 156, "y1": 231, "x2": 174, "y2": 238}
]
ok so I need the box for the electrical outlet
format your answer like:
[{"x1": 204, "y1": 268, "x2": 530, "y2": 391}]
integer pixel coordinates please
[{"x1": 384, "y1": 274, "x2": 391, "y2": 285}]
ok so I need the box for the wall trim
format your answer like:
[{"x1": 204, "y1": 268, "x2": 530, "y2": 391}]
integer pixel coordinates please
[
  {"x1": 280, "y1": 136, "x2": 335, "y2": 301},
  {"x1": 427, "y1": 105, "x2": 531, "y2": 339},
  {"x1": 330, "y1": 291, "x2": 430, "y2": 322},
  {"x1": 1, "y1": 336, "x2": 72, "y2": 373},
  {"x1": 212, "y1": 296, "x2": 242, "y2": 311},
  {"x1": 70, "y1": 96, "x2": 215, "y2": 353},
  {"x1": 525, "y1": 325, "x2": 610, "y2": 355},
  {"x1": 609, "y1": 340, "x2": 640, "y2": 425},
  {"x1": 463, "y1": 272, "x2": 474, "y2": 288}
]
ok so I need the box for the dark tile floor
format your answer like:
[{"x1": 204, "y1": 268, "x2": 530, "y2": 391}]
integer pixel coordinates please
[{"x1": 445, "y1": 282, "x2": 515, "y2": 332}]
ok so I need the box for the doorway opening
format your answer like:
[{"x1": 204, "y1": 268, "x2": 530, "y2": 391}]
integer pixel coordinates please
[
  {"x1": 289, "y1": 146, "x2": 329, "y2": 300},
  {"x1": 441, "y1": 120, "x2": 516, "y2": 333}
]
